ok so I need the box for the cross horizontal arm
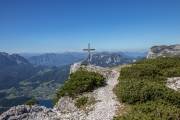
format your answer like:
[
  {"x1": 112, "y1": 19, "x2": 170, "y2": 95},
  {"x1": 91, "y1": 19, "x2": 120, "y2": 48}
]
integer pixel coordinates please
[
  {"x1": 90, "y1": 49, "x2": 95, "y2": 50},
  {"x1": 83, "y1": 49, "x2": 95, "y2": 51}
]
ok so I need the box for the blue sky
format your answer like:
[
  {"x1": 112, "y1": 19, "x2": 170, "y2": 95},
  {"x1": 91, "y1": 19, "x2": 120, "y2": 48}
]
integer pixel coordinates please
[{"x1": 0, "y1": 0, "x2": 180, "y2": 53}]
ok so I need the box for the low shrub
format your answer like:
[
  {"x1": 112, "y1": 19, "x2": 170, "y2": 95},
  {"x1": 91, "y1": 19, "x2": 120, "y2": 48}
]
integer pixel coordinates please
[
  {"x1": 162, "y1": 67, "x2": 180, "y2": 77},
  {"x1": 75, "y1": 96, "x2": 88, "y2": 108},
  {"x1": 54, "y1": 69, "x2": 105, "y2": 103},
  {"x1": 25, "y1": 97, "x2": 38, "y2": 106},
  {"x1": 114, "y1": 100, "x2": 180, "y2": 120},
  {"x1": 115, "y1": 80, "x2": 172, "y2": 104}
]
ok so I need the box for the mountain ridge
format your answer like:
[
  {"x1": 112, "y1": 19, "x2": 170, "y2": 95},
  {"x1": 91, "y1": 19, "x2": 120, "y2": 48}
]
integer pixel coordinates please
[
  {"x1": 27, "y1": 52, "x2": 86, "y2": 67},
  {"x1": 0, "y1": 52, "x2": 30, "y2": 68},
  {"x1": 147, "y1": 44, "x2": 180, "y2": 58}
]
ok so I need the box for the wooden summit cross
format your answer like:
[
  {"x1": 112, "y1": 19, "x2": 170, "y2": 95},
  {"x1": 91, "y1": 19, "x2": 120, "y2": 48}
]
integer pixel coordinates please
[{"x1": 83, "y1": 43, "x2": 95, "y2": 64}]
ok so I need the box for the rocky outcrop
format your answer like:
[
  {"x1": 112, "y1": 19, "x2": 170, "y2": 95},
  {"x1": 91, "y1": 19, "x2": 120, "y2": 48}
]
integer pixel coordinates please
[
  {"x1": 54, "y1": 97, "x2": 87, "y2": 120},
  {"x1": 70, "y1": 62, "x2": 111, "y2": 79},
  {"x1": 147, "y1": 44, "x2": 180, "y2": 59},
  {"x1": 70, "y1": 62, "x2": 82, "y2": 74},
  {"x1": 0, "y1": 97, "x2": 87, "y2": 120},
  {"x1": 0, "y1": 105, "x2": 57, "y2": 120},
  {"x1": 167, "y1": 77, "x2": 180, "y2": 91}
]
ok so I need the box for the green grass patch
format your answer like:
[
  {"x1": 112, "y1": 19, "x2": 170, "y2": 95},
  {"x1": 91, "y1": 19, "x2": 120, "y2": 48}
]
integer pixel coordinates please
[
  {"x1": 75, "y1": 96, "x2": 88, "y2": 108},
  {"x1": 114, "y1": 100, "x2": 180, "y2": 120},
  {"x1": 25, "y1": 97, "x2": 38, "y2": 106}
]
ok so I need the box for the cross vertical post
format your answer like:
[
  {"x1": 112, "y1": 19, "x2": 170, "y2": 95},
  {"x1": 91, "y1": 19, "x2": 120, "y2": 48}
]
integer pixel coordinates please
[{"x1": 83, "y1": 43, "x2": 95, "y2": 64}]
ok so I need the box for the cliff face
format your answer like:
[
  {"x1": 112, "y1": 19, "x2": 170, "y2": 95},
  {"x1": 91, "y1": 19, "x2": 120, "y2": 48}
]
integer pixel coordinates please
[{"x1": 147, "y1": 44, "x2": 180, "y2": 59}]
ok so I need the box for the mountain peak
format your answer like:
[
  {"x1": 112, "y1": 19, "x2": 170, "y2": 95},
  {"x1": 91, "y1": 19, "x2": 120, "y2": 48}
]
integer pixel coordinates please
[
  {"x1": 147, "y1": 44, "x2": 180, "y2": 58},
  {"x1": 0, "y1": 52, "x2": 30, "y2": 68}
]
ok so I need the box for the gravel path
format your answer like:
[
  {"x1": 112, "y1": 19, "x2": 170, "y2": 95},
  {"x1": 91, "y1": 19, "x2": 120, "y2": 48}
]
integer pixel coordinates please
[{"x1": 86, "y1": 70, "x2": 120, "y2": 120}]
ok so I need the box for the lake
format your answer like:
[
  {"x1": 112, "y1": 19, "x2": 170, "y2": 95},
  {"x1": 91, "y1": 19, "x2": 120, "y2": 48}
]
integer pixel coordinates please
[{"x1": 38, "y1": 99, "x2": 53, "y2": 108}]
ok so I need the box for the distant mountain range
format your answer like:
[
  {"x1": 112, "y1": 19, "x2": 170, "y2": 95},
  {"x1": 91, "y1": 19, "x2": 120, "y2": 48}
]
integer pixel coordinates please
[
  {"x1": 82, "y1": 52, "x2": 146, "y2": 67},
  {"x1": 83, "y1": 52, "x2": 131, "y2": 67},
  {"x1": 0, "y1": 52, "x2": 30, "y2": 68},
  {"x1": 23, "y1": 52, "x2": 87, "y2": 67},
  {"x1": 21, "y1": 51, "x2": 146, "y2": 67}
]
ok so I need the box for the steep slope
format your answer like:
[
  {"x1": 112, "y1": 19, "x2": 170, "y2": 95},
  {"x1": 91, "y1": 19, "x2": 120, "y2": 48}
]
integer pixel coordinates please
[
  {"x1": 0, "y1": 52, "x2": 34, "y2": 89},
  {"x1": 147, "y1": 44, "x2": 180, "y2": 58},
  {"x1": 0, "y1": 52, "x2": 30, "y2": 69}
]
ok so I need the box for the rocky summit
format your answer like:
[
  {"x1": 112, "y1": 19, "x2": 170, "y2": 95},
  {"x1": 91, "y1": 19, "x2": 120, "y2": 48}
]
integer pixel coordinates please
[{"x1": 147, "y1": 44, "x2": 180, "y2": 58}]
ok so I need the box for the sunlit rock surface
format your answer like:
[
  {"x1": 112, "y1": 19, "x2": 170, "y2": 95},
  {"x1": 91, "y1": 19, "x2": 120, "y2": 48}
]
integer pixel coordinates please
[{"x1": 167, "y1": 77, "x2": 180, "y2": 91}]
